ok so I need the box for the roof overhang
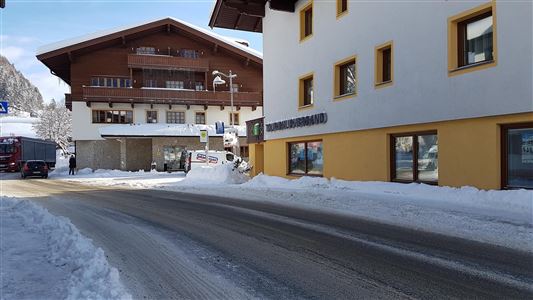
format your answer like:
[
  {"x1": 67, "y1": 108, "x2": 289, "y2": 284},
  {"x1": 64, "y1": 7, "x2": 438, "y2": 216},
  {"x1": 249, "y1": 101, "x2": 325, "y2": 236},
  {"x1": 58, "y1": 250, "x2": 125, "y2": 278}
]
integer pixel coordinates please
[{"x1": 209, "y1": 0, "x2": 297, "y2": 33}]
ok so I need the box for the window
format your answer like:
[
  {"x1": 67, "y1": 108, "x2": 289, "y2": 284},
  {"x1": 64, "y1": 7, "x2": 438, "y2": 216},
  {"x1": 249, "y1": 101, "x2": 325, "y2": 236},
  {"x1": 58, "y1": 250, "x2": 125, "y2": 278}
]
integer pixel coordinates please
[
  {"x1": 166, "y1": 111, "x2": 185, "y2": 124},
  {"x1": 289, "y1": 141, "x2": 323, "y2": 176},
  {"x1": 334, "y1": 56, "x2": 356, "y2": 99},
  {"x1": 195, "y1": 112, "x2": 206, "y2": 124},
  {"x1": 91, "y1": 77, "x2": 130, "y2": 88},
  {"x1": 300, "y1": 1, "x2": 313, "y2": 41},
  {"x1": 136, "y1": 47, "x2": 156, "y2": 55},
  {"x1": 448, "y1": 2, "x2": 496, "y2": 76},
  {"x1": 229, "y1": 112, "x2": 239, "y2": 125},
  {"x1": 145, "y1": 80, "x2": 158, "y2": 88},
  {"x1": 146, "y1": 111, "x2": 158, "y2": 123},
  {"x1": 92, "y1": 110, "x2": 133, "y2": 124},
  {"x1": 502, "y1": 123, "x2": 533, "y2": 189},
  {"x1": 195, "y1": 82, "x2": 204, "y2": 91},
  {"x1": 299, "y1": 73, "x2": 314, "y2": 107},
  {"x1": 375, "y1": 41, "x2": 393, "y2": 88},
  {"x1": 166, "y1": 81, "x2": 184, "y2": 89},
  {"x1": 391, "y1": 132, "x2": 438, "y2": 183},
  {"x1": 178, "y1": 49, "x2": 199, "y2": 59},
  {"x1": 337, "y1": 0, "x2": 348, "y2": 17}
]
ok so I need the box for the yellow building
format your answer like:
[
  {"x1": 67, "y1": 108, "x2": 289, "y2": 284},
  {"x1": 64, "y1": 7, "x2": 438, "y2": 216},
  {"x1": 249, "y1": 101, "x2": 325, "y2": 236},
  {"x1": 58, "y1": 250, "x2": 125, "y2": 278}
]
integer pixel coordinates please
[{"x1": 212, "y1": 0, "x2": 533, "y2": 190}]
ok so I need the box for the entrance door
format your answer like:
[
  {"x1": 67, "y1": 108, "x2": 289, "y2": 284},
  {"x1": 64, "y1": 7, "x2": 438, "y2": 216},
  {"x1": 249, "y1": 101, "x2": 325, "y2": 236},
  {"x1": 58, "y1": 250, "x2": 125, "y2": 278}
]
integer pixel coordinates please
[
  {"x1": 502, "y1": 123, "x2": 533, "y2": 189},
  {"x1": 163, "y1": 146, "x2": 184, "y2": 171}
]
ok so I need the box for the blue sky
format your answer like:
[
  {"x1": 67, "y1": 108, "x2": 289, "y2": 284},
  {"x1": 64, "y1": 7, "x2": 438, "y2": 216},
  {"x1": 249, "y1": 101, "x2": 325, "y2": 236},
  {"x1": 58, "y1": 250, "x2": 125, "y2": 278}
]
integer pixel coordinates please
[{"x1": 0, "y1": 0, "x2": 263, "y2": 102}]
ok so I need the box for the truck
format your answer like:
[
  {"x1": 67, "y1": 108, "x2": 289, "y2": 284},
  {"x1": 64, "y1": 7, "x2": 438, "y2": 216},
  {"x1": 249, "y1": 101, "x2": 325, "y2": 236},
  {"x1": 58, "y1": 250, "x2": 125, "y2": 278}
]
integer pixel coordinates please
[{"x1": 0, "y1": 136, "x2": 56, "y2": 172}]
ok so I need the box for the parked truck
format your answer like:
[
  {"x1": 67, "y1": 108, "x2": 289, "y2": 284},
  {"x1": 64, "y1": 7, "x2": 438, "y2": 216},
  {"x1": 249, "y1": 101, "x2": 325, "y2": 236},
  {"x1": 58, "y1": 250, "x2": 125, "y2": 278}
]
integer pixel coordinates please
[{"x1": 0, "y1": 136, "x2": 56, "y2": 172}]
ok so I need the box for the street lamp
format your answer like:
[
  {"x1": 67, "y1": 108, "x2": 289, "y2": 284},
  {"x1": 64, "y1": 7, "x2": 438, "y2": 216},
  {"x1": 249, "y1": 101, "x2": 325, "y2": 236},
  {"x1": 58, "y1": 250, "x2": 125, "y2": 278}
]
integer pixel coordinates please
[{"x1": 212, "y1": 70, "x2": 240, "y2": 156}]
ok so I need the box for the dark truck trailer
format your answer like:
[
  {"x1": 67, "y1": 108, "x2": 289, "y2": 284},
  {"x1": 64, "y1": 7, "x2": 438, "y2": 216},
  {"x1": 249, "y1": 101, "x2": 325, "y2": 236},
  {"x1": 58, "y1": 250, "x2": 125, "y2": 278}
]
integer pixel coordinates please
[{"x1": 0, "y1": 136, "x2": 56, "y2": 172}]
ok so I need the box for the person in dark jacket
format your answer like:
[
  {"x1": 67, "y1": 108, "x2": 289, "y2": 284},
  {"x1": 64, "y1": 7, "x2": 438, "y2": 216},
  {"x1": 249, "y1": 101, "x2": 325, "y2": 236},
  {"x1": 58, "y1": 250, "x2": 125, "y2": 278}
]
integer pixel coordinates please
[{"x1": 69, "y1": 155, "x2": 76, "y2": 175}]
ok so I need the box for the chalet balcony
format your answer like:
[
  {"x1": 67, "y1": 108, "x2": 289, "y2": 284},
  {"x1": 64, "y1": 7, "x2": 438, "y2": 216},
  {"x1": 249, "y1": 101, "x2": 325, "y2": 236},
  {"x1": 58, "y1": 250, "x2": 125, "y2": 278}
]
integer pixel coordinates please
[
  {"x1": 127, "y1": 54, "x2": 209, "y2": 72},
  {"x1": 81, "y1": 86, "x2": 262, "y2": 108}
]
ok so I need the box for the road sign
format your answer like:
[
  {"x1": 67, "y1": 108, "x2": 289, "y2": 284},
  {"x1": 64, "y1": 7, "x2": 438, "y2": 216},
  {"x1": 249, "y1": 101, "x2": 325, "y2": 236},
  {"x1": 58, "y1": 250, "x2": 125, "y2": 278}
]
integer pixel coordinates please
[
  {"x1": 200, "y1": 130, "x2": 208, "y2": 143},
  {"x1": 0, "y1": 101, "x2": 8, "y2": 114}
]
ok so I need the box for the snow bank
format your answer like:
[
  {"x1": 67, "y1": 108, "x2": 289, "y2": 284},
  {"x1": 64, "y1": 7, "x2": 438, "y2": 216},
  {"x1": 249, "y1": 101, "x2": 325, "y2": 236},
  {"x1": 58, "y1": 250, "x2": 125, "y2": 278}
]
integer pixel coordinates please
[
  {"x1": 182, "y1": 164, "x2": 249, "y2": 185},
  {"x1": 243, "y1": 175, "x2": 533, "y2": 216},
  {"x1": 0, "y1": 197, "x2": 131, "y2": 300}
]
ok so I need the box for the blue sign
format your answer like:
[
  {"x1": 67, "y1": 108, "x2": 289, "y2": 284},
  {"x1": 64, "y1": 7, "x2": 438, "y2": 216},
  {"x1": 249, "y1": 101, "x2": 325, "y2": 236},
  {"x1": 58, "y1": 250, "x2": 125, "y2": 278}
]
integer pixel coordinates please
[
  {"x1": 215, "y1": 121, "x2": 225, "y2": 134},
  {"x1": 0, "y1": 101, "x2": 8, "y2": 114}
]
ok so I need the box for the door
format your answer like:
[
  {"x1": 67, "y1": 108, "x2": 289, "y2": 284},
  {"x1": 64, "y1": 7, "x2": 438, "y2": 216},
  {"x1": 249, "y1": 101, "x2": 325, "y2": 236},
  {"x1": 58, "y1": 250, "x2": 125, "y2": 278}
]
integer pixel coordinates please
[{"x1": 502, "y1": 123, "x2": 533, "y2": 189}]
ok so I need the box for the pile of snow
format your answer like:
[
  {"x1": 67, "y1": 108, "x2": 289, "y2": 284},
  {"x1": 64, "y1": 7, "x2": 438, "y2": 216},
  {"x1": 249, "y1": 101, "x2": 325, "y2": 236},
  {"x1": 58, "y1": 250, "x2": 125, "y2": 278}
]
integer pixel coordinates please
[
  {"x1": 182, "y1": 164, "x2": 249, "y2": 185},
  {"x1": 0, "y1": 197, "x2": 131, "y2": 299},
  {"x1": 0, "y1": 116, "x2": 39, "y2": 138},
  {"x1": 243, "y1": 175, "x2": 533, "y2": 216}
]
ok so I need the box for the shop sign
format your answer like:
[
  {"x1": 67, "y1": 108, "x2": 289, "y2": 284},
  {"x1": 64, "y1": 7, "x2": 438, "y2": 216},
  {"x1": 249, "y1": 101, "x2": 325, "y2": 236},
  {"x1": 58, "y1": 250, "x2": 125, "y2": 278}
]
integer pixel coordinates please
[
  {"x1": 266, "y1": 113, "x2": 327, "y2": 132},
  {"x1": 200, "y1": 130, "x2": 208, "y2": 143}
]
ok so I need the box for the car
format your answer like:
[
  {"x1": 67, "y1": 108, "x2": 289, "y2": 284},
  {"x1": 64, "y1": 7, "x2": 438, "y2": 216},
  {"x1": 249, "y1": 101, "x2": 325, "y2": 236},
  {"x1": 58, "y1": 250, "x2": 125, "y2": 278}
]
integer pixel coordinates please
[
  {"x1": 184, "y1": 150, "x2": 238, "y2": 173},
  {"x1": 21, "y1": 160, "x2": 49, "y2": 179}
]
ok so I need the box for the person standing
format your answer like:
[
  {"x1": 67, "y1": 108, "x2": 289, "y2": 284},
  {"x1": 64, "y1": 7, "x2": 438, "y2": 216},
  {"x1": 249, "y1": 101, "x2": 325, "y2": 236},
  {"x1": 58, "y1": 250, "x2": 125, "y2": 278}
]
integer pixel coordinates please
[{"x1": 69, "y1": 155, "x2": 76, "y2": 175}]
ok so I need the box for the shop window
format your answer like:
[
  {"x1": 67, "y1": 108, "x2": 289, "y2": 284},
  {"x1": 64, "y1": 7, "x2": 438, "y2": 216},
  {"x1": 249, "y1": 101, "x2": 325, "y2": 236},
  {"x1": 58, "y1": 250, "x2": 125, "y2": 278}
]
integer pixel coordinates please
[
  {"x1": 288, "y1": 141, "x2": 323, "y2": 176},
  {"x1": 375, "y1": 41, "x2": 393, "y2": 88},
  {"x1": 146, "y1": 111, "x2": 158, "y2": 123},
  {"x1": 299, "y1": 73, "x2": 314, "y2": 108},
  {"x1": 166, "y1": 111, "x2": 185, "y2": 124},
  {"x1": 448, "y1": 2, "x2": 496, "y2": 75},
  {"x1": 334, "y1": 56, "x2": 356, "y2": 99},
  {"x1": 502, "y1": 123, "x2": 533, "y2": 189},
  {"x1": 300, "y1": 1, "x2": 313, "y2": 41},
  {"x1": 195, "y1": 112, "x2": 206, "y2": 125},
  {"x1": 391, "y1": 132, "x2": 438, "y2": 183}
]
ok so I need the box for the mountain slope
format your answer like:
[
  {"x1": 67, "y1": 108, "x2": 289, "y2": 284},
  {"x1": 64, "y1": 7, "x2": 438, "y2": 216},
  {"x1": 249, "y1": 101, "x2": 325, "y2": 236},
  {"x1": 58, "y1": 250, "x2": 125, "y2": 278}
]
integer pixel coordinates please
[{"x1": 0, "y1": 55, "x2": 44, "y2": 115}]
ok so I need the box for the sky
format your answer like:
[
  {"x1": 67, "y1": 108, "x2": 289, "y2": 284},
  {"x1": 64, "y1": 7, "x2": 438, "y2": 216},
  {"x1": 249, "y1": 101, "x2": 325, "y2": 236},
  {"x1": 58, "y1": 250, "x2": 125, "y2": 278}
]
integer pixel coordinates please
[{"x1": 0, "y1": 0, "x2": 263, "y2": 103}]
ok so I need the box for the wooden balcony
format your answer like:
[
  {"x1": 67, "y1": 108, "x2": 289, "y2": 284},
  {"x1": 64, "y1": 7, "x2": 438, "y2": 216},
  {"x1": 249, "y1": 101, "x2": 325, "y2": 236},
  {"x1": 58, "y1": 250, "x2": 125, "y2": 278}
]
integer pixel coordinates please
[
  {"x1": 127, "y1": 54, "x2": 209, "y2": 71},
  {"x1": 82, "y1": 86, "x2": 262, "y2": 107}
]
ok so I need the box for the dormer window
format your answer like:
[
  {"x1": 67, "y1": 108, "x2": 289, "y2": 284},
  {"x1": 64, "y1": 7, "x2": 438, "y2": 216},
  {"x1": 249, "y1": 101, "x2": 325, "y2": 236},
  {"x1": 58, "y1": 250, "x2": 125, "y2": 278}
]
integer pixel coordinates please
[{"x1": 136, "y1": 47, "x2": 156, "y2": 55}]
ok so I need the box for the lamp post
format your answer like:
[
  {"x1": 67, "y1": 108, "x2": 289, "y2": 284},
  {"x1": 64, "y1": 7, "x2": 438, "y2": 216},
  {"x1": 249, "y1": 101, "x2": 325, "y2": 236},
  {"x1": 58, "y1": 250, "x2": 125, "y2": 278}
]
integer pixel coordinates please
[{"x1": 212, "y1": 70, "x2": 240, "y2": 156}]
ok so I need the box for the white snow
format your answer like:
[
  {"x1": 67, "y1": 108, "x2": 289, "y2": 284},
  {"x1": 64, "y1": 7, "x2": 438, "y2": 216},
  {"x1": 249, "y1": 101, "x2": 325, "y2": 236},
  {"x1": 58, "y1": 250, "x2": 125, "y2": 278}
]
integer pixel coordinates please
[
  {"x1": 36, "y1": 17, "x2": 262, "y2": 59},
  {"x1": 0, "y1": 196, "x2": 131, "y2": 300},
  {"x1": 0, "y1": 116, "x2": 39, "y2": 138},
  {"x1": 51, "y1": 168, "x2": 533, "y2": 253},
  {"x1": 99, "y1": 123, "x2": 247, "y2": 138}
]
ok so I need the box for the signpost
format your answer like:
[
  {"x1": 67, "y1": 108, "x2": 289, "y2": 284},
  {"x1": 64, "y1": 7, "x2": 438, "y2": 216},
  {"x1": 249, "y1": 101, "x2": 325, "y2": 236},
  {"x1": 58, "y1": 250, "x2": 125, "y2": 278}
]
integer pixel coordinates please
[
  {"x1": 0, "y1": 101, "x2": 8, "y2": 114},
  {"x1": 200, "y1": 130, "x2": 209, "y2": 166}
]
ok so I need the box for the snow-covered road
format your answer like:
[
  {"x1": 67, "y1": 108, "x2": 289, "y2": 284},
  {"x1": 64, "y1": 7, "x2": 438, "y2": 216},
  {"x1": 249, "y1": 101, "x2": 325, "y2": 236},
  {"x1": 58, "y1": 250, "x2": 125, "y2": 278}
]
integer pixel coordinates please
[{"x1": 2, "y1": 174, "x2": 532, "y2": 299}]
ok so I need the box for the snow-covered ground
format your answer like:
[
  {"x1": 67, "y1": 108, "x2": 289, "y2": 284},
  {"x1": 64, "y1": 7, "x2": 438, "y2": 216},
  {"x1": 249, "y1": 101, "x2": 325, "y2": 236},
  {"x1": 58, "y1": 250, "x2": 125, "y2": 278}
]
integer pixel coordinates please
[
  {"x1": 50, "y1": 165, "x2": 533, "y2": 253},
  {"x1": 0, "y1": 196, "x2": 131, "y2": 300}
]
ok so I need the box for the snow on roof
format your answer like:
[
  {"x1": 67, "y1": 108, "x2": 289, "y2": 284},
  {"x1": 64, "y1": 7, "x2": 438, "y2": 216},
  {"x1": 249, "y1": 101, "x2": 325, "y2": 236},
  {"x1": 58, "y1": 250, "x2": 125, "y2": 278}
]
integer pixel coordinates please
[
  {"x1": 99, "y1": 123, "x2": 247, "y2": 138},
  {"x1": 36, "y1": 17, "x2": 262, "y2": 59}
]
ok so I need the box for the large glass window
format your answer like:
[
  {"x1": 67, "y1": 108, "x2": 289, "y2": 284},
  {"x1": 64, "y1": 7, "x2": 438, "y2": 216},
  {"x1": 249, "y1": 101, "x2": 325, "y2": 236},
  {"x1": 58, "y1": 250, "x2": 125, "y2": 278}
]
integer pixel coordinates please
[
  {"x1": 504, "y1": 124, "x2": 533, "y2": 189},
  {"x1": 392, "y1": 132, "x2": 438, "y2": 183},
  {"x1": 459, "y1": 12, "x2": 493, "y2": 66},
  {"x1": 289, "y1": 141, "x2": 323, "y2": 176},
  {"x1": 195, "y1": 112, "x2": 206, "y2": 125}
]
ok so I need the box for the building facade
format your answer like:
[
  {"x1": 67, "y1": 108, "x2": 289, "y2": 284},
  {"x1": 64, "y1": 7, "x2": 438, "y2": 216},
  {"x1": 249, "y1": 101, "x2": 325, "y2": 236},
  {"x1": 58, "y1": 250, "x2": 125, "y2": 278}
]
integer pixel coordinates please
[
  {"x1": 37, "y1": 17, "x2": 263, "y2": 171},
  {"x1": 211, "y1": 0, "x2": 532, "y2": 189}
]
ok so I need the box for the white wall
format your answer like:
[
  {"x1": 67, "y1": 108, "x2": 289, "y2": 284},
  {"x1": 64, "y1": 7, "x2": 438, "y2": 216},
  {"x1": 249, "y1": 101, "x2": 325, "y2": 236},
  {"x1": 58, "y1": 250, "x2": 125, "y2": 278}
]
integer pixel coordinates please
[
  {"x1": 263, "y1": 0, "x2": 533, "y2": 140},
  {"x1": 71, "y1": 101, "x2": 263, "y2": 140}
]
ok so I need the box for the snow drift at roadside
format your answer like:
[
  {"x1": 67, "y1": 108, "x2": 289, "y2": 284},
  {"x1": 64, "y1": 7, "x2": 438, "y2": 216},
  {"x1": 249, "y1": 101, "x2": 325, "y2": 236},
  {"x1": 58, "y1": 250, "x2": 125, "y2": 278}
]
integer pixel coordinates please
[
  {"x1": 0, "y1": 197, "x2": 131, "y2": 300},
  {"x1": 182, "y1": 164, "x2": 249, "y2": 185}
]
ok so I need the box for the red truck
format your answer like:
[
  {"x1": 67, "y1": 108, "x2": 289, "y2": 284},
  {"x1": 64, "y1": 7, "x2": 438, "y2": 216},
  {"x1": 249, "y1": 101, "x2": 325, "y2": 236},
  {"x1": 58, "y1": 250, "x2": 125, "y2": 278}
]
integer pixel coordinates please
[{"x1": 0, "y1": 136, "x2": 56, "y2": 172}]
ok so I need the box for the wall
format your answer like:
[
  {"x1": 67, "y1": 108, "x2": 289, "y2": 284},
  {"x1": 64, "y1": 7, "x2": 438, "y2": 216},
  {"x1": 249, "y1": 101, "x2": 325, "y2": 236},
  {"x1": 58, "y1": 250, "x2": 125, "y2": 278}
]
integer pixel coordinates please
[
  {"x1": 71, "y1": 101, "x2": 263, "y2": 141},
  {"x1": 76, "y1": 140, "x2": 121, "y2": 170},
  {"x1": 263, "y1": 112, "x2": 533, "y2": 190},
  {"x1": 262, "y1": 0, "x2": 533, "y2": 141},
  {"x1": 248, "y1": 143, "x2": 264, "y2": 176},
  {"x1": 125, "y1": 139, "x2": 152, "y2": 171}
]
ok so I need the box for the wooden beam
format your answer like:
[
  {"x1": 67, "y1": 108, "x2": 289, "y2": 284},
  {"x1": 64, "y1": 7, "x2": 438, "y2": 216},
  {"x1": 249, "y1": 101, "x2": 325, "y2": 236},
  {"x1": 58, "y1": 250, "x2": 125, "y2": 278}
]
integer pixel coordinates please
[
  {"x1": 224, "y1": 1, "x2": 265, "y2": 17},
  {"x1": 186, "y1": 104, "x2": 190, "y2": 110},
  {"x1": 130, "y1": 102, "x2": 135, "y2": 109},
  {"x1": 234, "y1": 13, "x2": 242, "y2": 29},
  {"x1": 253, "y1": 17, "x2": 261, "y2": 32},
  {"x1": 67, "y1": 52, "x2": 73, "y2": 63},
  {"x1": 244, "y1": 58, "x2": 250, "y2": 67},
  {"x1": 220, "y1": 105, "x2": 225, "y2": 111},
  {"x1": 203, "y1": 104, "x2": 208, "y2": 111},
  {"x1": 213, "y1": 44, "x2": 219, "y2": 53},
  {"x1": 252, "y1": 105, "x2": 256, "y2": 111},
  {"x1": 269, "y1": 0, "x2": 296, "y2": 12},
  {"x1": 166, "y1": 24, "x2": 171, "y2": 34},
  {"x1": 108, "y1": 102, "x2": 113, "y2": 108},
  {"x1": 168, "y1": 103, "x2": 172, "y2": 110},
  {"x1": 122, "y1": 36, "x2": 126, "y2": 46},
  {"x1": 86, "y1": 101, "x2": 91, "y2": 107},
  {"x1": 236, "y1": 106, "x2": 241, "y2": 111}
]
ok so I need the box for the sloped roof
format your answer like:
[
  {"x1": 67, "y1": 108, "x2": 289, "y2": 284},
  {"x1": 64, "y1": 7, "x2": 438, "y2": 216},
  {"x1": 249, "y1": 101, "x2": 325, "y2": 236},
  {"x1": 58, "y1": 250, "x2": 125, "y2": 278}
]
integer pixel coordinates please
[{"x1": 36, "y1": 17, "x2": 262, "y2": 85}]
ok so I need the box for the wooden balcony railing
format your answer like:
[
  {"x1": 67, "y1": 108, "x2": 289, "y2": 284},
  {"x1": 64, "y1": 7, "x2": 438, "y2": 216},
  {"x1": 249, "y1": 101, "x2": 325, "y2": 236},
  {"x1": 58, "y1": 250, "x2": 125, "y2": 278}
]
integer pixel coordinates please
[
  {"x1": 127, "y1": 54, "x2": 209, "y2": 71},
  {"x1": 82, "y1": 86, "x2": 262, "y2": 107}
]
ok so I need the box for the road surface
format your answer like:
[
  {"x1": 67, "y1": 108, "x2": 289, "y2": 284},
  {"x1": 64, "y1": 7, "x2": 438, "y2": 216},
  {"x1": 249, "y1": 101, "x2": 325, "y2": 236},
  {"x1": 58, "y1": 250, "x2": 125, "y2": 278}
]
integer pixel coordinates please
[{"x1": 2, "y1": 173, "x2": 532, "y2": 299}]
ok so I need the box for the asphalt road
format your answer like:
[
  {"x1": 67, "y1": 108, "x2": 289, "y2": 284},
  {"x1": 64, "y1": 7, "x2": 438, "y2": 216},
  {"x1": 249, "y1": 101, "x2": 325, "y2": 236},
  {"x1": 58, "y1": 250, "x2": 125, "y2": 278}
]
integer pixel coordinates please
[{"x1": 2, "y1": 173, "x2": 532, "y2": 299}]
